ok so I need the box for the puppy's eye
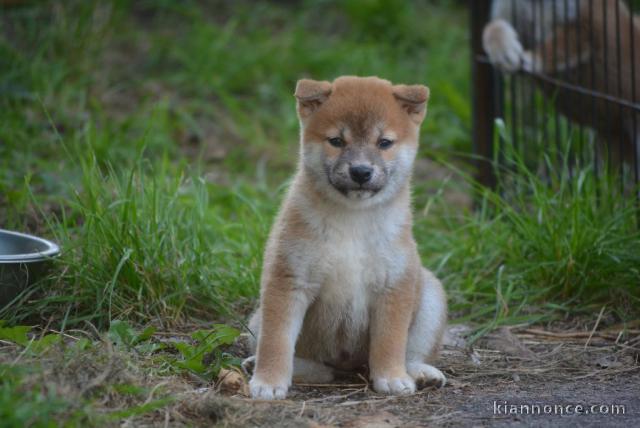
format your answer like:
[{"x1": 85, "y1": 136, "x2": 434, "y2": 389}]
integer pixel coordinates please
[
  {"x1": 328, "y1": 137, "x2": 345, "y2": 148},
  {"x1": 378, "y1": 138, "x2": 394, "y2": 150}
]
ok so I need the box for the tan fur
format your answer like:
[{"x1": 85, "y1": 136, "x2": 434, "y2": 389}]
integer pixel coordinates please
[
  {"x1": 368, "y1": 250, "x2": 418, "y2": 381},
  {"x1": 248, "y1": 76, "x2": 447, "y2": 400}
]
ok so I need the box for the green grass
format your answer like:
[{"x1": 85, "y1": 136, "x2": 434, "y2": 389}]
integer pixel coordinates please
[
  {"x1": 415, "y1": 144, "x2": 640, "y2": 340},
  {"x1": 0, "y1": 375, "x2": 82, "y2": 428},
  {"x1": 2, "y1": 152, "x2": 271, "y2": 328},
  {"x1": 1, "y1": 0, "x2": 472, "y2": 327},
  {"x1": 0, "y1": 321, "x2": 241, "y2": 427}
]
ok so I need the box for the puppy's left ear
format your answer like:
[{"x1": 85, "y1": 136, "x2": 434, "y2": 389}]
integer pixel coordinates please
[
  {"x1": 295, "y1": 79, "x2": 332, "y2": 119},
  {"x1": 393, "y1": 84, "x2": 429, "y2": 124}
]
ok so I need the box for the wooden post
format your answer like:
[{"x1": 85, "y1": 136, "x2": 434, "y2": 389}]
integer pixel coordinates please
[{"x1": 471, "y1": 0, "x2": 497, "y2": 190}]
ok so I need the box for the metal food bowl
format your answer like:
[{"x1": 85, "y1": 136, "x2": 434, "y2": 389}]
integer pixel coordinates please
[{"x1": 0, "y1": 229, "x2": 60, "y2": 307}]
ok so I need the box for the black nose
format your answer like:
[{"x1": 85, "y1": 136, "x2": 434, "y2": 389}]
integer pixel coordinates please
[{"x1": 349, "y1": 165, "x2": 373, "y2": 184}]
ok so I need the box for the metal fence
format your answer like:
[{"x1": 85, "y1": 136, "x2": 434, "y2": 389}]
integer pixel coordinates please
[{"x1": 471, "y1": 0, "x2": 639, "y2": 200}]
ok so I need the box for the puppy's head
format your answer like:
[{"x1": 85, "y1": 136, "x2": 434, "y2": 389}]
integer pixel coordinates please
[{"x1": 295, "y1": 76, "x2": 429, "y2": 208}]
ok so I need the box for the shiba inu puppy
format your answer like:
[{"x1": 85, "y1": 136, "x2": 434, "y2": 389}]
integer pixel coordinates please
[{"x1": 246, "y1": 76, "x2": 447, "y2": 400}]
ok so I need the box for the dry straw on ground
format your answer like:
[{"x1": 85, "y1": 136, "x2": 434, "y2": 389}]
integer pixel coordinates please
[{"x1": 1, "y1": 321, "x2": 638, "y2": 427}]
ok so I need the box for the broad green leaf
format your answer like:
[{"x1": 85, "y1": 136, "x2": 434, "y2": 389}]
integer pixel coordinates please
[{"x1": 0, "y1": 325, "x2": 31, "y2": 346}]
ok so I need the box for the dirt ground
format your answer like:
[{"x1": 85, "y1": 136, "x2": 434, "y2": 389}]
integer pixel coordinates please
[
  {"x1": 2, "y1": 322, "x2": 638, "y2": 427},
  {"x1": 190, "y1": 324, "x2": 639, "y2": 428}
]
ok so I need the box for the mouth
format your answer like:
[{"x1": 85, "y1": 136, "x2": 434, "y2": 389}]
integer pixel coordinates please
[
  {"x1": 330, "y1": 182, "x2": 382, "y2": 199},
  {"x1": 345, "y1": 189, "x2": 378, "y2": 199}
]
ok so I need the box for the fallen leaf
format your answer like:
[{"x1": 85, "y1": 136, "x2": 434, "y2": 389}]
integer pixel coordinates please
[{"x1": 217, "y1": 368, "x2": 248, "y2": 396}]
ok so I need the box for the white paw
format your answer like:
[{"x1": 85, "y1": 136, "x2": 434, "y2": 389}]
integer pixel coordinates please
[
  {"x1": 482, "y1": 19, "x2": 525, "y2": 72},
  {"x1": 249, "y1": 377, "x2": 288, "y2": 400},
  {"x1": 407, "y1": 362, "x2": 446, "y2": 389},
  {"x1": 372, "y1": 375, "x2": 416, "y2": 395}
]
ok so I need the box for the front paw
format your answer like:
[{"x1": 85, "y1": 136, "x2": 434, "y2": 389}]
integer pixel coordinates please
[
  {"x1": 372, "y1": 374, "x2": 416, "y2": 395},
  {"x1": 249, "y1": 376, "x2": 289, "y2": 400},
  {"x1": 482, "y1": 19, "x2": 525, "y2": 72}
]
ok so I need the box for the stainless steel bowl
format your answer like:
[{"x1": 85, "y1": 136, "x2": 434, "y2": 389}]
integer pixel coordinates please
[{"x1": 0, "y1": 229, "x2": 60, "y2": 307}]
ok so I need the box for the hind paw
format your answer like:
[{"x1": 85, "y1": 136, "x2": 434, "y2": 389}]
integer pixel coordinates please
[{"x1": 407, "y1": 362, "x2": 446, "y2": 389}]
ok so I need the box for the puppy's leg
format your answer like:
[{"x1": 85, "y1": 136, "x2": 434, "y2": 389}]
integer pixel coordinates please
[
  {"x1": 249, "y1": 286, "x2": 310, "y2": 400},
  {"x1": 292, "y1": 357, "x2": 334, "y2": 383},
  {"x1": 369, "y1": 273, "x2": 417, "y2": 396},
  {"x1": 246, "y1": 308, "x2": 333, "y2": 385},
  {"x1": 406, "y1": 268, "x2": 447, "y2": 389},
  {"x1": 482, "y1": 19, "x2": 527, "y2": 72}
]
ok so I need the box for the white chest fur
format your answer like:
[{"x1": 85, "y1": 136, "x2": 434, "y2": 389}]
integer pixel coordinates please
[
  {"x1": 288, "y1": 196, "x2": 410, "y2": 364},
  {"x1": 297, "y1": 200, "x2": 408, "y2": 293}
]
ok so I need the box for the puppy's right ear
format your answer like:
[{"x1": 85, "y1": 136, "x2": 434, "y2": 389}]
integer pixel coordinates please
[{"x1": 294, "y1": 79, "x2": 332, "y2": 119}]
